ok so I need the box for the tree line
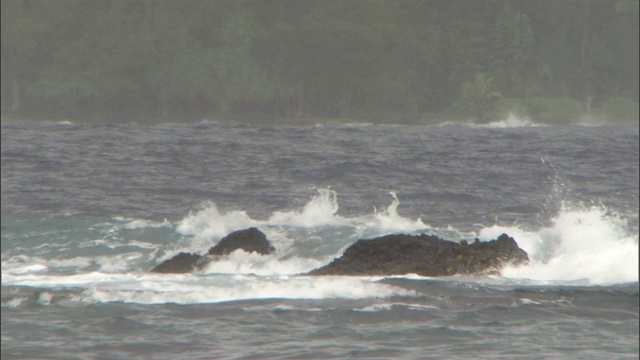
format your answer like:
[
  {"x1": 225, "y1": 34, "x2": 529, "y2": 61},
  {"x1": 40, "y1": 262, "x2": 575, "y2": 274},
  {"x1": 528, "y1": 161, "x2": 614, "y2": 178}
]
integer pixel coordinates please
[{"x1": 1, "y1": 0, "x2": 638, "y2": 123}]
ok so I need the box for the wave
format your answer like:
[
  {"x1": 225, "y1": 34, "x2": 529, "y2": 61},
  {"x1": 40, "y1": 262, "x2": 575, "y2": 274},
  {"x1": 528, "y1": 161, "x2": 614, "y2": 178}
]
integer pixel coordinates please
[
  {"x1": 465, "y1": 113, "x2": 554, "y2": 128},
  {"x1": 173, "y1": 189, "x2": 638, "y2": 285},
  {"x1": 434, "y1": 113, "x2": 548, "y2": 128},
  {"x1": 480, "y1": 204, "x2": 639, "y2": 285},
  {"x1": 1, "y1": 272, "x2": 416, "y2": 306},
  {"x1": 483, "y1": 113, "x2": 545, "y2": 128},
  {"x1": 2, "y1": 189, "x2": 638, "y2": 306},
  {"x1": 173, "y1": 189, "x2": 431, "y2": 258}
]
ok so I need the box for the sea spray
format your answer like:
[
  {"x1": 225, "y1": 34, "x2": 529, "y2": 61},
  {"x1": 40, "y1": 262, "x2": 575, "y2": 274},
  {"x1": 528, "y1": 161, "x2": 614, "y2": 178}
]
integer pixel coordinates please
[
  {"x1": 200, "y1": 250, "x2": 325, "y2": 276},
  {"x1": 484, "y1": 113, "x2": 540, "y2": 128},
  {"x1": 175, "y1": 201, "x2": 255, "y2": 252},
  {"x1": 371, "y1": 192, "x2": 429, "y2": 234},
  {"x1": 4, "y1": 189, "x2": 637, "y2": 307},
  {"x1": 172, "y1": 189, "x2": 432, "y2": 276},
  {"x1": 268, "y1": 188, "x2": 342, "y2": 227},
  {"x1": 171, "y1": 190, "x2": 640, "y2": 284},
  {"x1": 480, "y1": 204, "x2": 639, "y2": 284}
]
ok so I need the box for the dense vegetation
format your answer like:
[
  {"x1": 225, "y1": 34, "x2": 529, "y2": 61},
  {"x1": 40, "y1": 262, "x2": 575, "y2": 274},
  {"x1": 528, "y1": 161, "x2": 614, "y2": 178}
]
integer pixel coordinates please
[{"x1": 2, "y1": 0, "x2": 638, "y2": 123}]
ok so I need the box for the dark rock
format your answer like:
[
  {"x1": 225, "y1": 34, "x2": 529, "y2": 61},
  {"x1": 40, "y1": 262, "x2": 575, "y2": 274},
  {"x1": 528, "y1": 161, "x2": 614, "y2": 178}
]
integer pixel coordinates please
[
  {"x1": 207, "y1": 227, "x2": 275, "y2": 256},
  {"x1": 307, "y1": 233, "x2": 528, "y2": 277},
  {"x1": 150, "y1": 252, "x2": 202, "y2": 274},
  {"x1": 150, "y1": 228, "x2": 275, "y2": 274}
]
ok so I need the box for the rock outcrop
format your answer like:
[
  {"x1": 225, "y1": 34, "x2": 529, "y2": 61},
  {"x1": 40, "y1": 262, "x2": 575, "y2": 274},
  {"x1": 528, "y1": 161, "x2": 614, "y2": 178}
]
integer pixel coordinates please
[
  {"x1": 150, "y1": 252, "x2": 202, "y2": 274},
  {"x1": 151, "y1": 227, "x2": 529, "y2": 277},
  {"x1": 307, "y1": 233, "x2": 529, "y2": 276},
  {"x1": 150, "y1": 227, "x2": 275, "y2": 273},
  {"x1": 207, "y1": 227, "x2": 275, "y2": 256}
]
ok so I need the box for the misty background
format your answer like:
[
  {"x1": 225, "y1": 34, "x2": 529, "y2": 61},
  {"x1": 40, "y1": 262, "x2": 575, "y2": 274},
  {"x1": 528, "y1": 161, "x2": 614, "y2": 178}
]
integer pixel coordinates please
[{"x1": 1, "y1": 0, "x2": 638, "y2": 124}]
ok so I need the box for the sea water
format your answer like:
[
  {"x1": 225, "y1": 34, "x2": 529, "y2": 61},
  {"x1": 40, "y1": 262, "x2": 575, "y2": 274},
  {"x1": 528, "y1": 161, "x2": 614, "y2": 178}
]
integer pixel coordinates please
[{"x1": 1, "y1": 118, "x2": 638, "y2": 359}]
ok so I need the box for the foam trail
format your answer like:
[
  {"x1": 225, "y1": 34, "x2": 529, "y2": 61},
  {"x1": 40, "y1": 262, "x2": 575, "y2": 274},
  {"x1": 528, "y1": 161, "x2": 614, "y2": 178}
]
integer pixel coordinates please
[
  {"x1": 122, "y1": 218, "x2": 172, "y2": 229},
  {"x1": 2, "y1": 272, "x2": 415, "y2": 305},
  {"x1": 91, "y1": 275, "x2": 416, "y2": 305},
  {"x1": 480, "y1": 205, "x2": 639, "y2": 284}
]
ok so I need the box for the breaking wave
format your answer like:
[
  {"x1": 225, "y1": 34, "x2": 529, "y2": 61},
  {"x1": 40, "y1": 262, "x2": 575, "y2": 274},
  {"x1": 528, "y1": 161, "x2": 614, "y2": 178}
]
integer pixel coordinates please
[{"x1": 2, "y1": 189, "x2": 638, "y2": 306}]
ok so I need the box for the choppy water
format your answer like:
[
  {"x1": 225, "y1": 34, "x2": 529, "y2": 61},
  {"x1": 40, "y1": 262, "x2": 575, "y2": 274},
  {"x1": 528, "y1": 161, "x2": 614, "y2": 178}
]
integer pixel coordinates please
[{"x1": 2, "y1": 117, "x2": 638, "y2": 359}]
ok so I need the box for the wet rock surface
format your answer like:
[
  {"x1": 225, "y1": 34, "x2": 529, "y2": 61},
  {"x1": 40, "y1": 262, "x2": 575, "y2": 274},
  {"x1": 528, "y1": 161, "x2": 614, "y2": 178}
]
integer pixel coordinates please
[
  {"x1": 307, "y1": 233, "x2": 529, "y2": 276},
  {"x1": 151, "y1": 227, "x2": 275, "y2": 273},
  {"x1": 151, "y1": 228, "x2": 528, "y2": 276}
]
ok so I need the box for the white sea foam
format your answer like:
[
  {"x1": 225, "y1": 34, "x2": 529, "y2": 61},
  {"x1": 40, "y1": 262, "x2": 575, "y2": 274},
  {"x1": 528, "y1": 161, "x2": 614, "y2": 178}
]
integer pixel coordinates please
[
  {"x1": 199, "y1": 250, "x2": 326, "y2": 276},
  {"x1": 168, "y1": 190, "x2": 640, "y2": 285},
  {"x1": 483, "y1": 113, "x2": 546, "y2": 128},
  {"x1": 35, "y1": 291, "x2": 54, "y2": 305},
  {"x1": 71, "y1": 274, "x2": 416, "y2": 305},
  {"x1": 369, "y1": 192, "x2": 429, "y2": 234},
  {"x1": 93, "y1": 252, "x2": 149, "y2": 273},
  {"x1": 353, "y1": 303, "x2": 394, "y2": 312},
  {"x1": 2, "y1": 296, "x2": 27, "y2": 308},
  {"x1": 175, "y1": 201, "x2": 255, "y2": 252},
  {"x1": 2, "y1": 255, "x2": 54, "y2": 275},
  {"x1": 171, "y1": 189, "x2": 429, "y2": 273},
  {"x1": 268, "y1": 188, "x2": 344, "y2": 227},
  {"x1": 4, "y1": 262, "x2": 49, "y2": 275},
  {"x1": 518, "y1": 298, "x2": 542, "y2": 306},
  {"x1": 269, "y1": 190, "x2": 429, "y2": 235},
  {"x1": 353, "y1": 302, "x2": 439, "y2": 312},
  {"x1": 1, "y1": 271, "x2": 121, "y2": 288},
  {"x1": 2, "y1": 254, "x2": 132, "y2": 275},
  {"x1": 5, "y1": 190, "x2": 637, "y2": 308},
  {"x1": 122, "y1": 218, "x2": 172, "y2": 230},
  {"x1": 480, "y1": 204, "x2": 639, "y2": 284}
]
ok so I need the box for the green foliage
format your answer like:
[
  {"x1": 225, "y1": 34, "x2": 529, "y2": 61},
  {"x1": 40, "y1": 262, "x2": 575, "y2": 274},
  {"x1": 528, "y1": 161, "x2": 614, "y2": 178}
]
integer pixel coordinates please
[
  {"x1": 454, "y1": 73, "x2": 502, "y2": 122},
  {"x1": 1, "y1": 0, "x2": 638, "y2": 122},
  {"x1": 595, "y1": 97, "x2": 640, "y2": 121},
  {"x1": 460, "y1": 73, "x2": 502, "y2": 103},
  {"x1": 495, "y1": 97, "x2": 584, "y2": 124},
  {"x1": 490, "y1": 2, "x2": 533, "y2": 97}
]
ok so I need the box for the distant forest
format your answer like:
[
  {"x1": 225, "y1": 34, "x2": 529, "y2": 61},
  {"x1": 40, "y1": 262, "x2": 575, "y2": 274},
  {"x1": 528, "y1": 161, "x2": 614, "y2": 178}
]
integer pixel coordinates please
[{"x1": 2, "y1": 0, "x2": 638, "y2": 123}]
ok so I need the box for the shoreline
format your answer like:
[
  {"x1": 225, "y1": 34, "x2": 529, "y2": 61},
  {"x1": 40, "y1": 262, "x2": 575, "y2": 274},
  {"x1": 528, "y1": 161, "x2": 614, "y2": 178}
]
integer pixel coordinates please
[{"x1": 1, "y1": 113, "x2": 637, "y2": 127}]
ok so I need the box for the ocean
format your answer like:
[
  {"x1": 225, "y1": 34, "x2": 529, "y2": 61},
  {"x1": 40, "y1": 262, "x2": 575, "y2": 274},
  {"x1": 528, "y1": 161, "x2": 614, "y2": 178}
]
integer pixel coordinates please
[{"x1": 1, "y1": 117, "x2": 638, "y2": 359}]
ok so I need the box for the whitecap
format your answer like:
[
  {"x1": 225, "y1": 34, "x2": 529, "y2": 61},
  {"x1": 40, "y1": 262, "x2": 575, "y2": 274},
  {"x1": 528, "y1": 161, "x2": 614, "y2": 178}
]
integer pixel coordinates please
[{"x1": 480, "y1": 204, "x2": 639, "y2": 285}]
